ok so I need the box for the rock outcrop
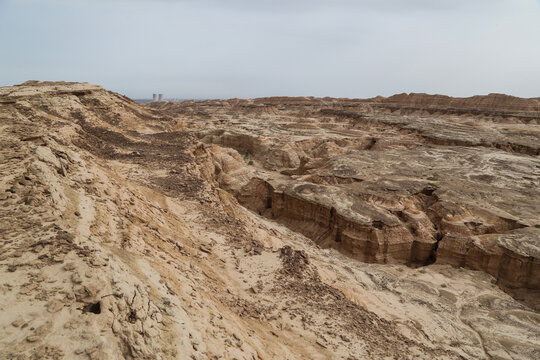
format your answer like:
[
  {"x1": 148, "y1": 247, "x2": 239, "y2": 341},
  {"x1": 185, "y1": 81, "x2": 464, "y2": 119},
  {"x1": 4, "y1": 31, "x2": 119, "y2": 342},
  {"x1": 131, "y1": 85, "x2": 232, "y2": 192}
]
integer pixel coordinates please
[{"x1": 380, "y1": 92, "x2": 540, "y2": 112}]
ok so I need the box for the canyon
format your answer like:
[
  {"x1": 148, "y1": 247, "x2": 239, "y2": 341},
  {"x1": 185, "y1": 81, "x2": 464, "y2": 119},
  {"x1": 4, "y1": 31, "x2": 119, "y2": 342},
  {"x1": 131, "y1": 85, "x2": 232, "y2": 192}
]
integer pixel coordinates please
[
  {"x1": 151, "y1": 93, "x2": 540, "y2": 303},
  {"x1": 0, "y1": 81, "x2": 539, "y2": 359}
]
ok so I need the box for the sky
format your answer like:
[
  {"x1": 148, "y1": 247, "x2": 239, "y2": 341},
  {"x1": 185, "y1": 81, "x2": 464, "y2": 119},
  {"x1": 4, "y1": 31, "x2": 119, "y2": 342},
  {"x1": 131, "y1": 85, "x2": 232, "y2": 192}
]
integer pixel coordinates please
[{"x1": 0, "y1": 0, "x2": 539, "y2": 99}]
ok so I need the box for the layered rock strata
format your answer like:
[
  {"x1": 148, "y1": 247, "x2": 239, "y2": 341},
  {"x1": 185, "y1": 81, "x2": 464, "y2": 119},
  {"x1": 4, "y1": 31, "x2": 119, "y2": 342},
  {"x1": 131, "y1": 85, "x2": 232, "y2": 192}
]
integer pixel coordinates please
[{"x1": 151, "y1": 95, "x2": 540, "y2": 307}]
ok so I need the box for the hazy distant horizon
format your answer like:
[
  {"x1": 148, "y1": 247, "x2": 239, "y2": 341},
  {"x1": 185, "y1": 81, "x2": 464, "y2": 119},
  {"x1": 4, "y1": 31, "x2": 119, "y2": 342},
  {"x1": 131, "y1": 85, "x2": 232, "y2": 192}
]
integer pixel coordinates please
[
  {"x1": 1, "y1": 0, "x2": 539, "y2": 99},
  {"x1": 131, "y1": 91, "x2": 540, "y2": 102},
  {"x1": 3, "y1": 80, "x2": 540, "y2": 102}
]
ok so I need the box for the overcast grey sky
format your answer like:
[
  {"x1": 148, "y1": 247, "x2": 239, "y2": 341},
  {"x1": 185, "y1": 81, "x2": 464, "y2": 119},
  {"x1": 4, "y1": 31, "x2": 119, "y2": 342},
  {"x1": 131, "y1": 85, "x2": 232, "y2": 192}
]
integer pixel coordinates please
[{"x1": 1, "y1": 0, "x2": 539, "y2": 99}]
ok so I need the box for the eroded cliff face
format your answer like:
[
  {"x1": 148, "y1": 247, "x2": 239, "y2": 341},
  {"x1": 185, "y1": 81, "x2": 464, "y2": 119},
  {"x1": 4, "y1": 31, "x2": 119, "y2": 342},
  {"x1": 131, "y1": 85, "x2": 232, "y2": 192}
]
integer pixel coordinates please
[
  {"x1": 1, "y1": 82, "x2": 539, "y2": 360},
  {"x1": 150, "y1": 94, "x2": 540, "y2": 309},
  {"x1": 237, "y1": 177, "x2": 538, "y2": 294}
]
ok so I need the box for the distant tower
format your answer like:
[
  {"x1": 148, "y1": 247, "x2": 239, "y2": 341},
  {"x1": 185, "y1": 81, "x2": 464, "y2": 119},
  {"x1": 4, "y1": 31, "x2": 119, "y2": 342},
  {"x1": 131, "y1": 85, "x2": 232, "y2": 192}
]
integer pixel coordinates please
[
  {"x1": 158, "y1": 94, "x2": 164, "y2": 102},
  {"x1": 152, "y1": 93, "x2": 158, "y2": 102}
]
